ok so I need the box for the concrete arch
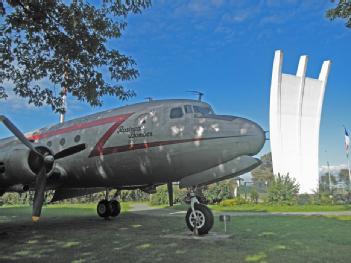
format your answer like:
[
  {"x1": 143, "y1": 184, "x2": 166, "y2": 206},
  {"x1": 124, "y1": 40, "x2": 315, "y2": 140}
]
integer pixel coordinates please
[{"x1": 269, "y1": 50, "x2": 331, "y2": 193}]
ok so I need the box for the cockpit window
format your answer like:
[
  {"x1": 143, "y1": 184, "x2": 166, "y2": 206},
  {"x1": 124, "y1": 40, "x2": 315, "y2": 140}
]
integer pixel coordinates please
[
  {"x1": 193, "y1": 105, "x2": 214, "y2": 115},
  {"x1": 170, "y1": 107, "x2": 183, "y2": 119},
  {"x1": 184, "y1": 105, "x2": 193, "y2": 114}
]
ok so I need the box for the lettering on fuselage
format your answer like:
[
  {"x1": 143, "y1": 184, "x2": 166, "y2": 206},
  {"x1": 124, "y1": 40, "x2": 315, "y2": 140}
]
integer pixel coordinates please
[{"x1": 117, "y1": 126, "x2": 153, "y2": 139}]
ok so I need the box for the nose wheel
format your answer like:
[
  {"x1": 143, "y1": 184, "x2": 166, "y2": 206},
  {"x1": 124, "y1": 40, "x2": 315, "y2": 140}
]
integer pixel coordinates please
[{"x1": 185, "y1": 191, "x2": 214, "y2": 235}]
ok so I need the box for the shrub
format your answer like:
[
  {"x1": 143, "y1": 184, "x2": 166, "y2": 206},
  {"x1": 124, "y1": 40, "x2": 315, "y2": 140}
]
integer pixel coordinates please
[
  {"x1": 219, "y1": 197, "x2": 247, "y2": 207},
  {"x1": 267, "y1": 173, "x2": 299, "y2": 205},
  {"x1": 150, "y1": 185, "x2": 169, "y2": 205},
  {"x1": 149, "y1": 185, "x2": 187, "y2": 206},
  {"x1": 250, "y1": 189, "x2": 259, "y2": 204},
  {"x1": 297, "y1": 194, "x2": 314, "y2": 205},
  {"x1": 202, "y1": 180, "x2": 235, "y2": 204}
]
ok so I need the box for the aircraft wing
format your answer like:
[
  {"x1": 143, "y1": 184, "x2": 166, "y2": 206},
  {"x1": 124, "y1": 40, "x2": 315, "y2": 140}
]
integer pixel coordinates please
[
  {"x1": 50, "y1": 187, "x2": 105, "y2": 203},
  {"x1": 179, "y1": 155, "x2": 261, "y2": 188}
]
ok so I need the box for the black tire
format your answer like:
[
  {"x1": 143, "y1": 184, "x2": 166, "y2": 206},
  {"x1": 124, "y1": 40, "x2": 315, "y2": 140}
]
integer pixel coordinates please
[
  {"x1": 185, "y1": 203, "x2": 214, "y2": 235},
  {"x1": 97, "y1": 199, "x2": 110, "y2": 218},
  {"x1": 108, "y1": 200, "x2": 121, "y2": 217}
]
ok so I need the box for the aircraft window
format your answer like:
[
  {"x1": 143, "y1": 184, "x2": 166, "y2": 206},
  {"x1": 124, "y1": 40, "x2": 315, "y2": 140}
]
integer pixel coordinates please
[
  {"x1": 193, "y1": 105, "x2": 214, "y2": 115},
  {"x1": 137, "y1": 113, "x2": 148, "y2": 125},
  {"x1": 47, "y1": 141, "x2": 52, "y2": 147},
  {"x1": 184, "y1": 105, "x2": 193, "y2": 113},
  {"x1": 74, "y1": 135, "x2": 81, "y2": 143},
  {"x1": 170, "y1": 107, "x2": 183, "y2": 119},
  {"x1": 60, "y1": 138, "x2": 65, "y2": 146}
]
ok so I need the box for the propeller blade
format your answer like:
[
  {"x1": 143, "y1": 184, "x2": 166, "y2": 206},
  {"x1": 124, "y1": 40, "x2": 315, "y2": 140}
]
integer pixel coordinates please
[
  {"x1": 0, "y1": 115, "x2": 42, "y2": 157},
  {"x1": 32, "y1": 166, "x2": 47, "y2": 222},
  {"x1": 167, "y1": 182, "x2": 174, "y2": 207},
  {"x1": 54, "y1": 143, "x2": 86, "y2": 160}
]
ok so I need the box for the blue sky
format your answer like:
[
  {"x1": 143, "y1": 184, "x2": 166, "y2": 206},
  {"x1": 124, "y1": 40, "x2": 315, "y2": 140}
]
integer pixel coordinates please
[{"x1": 1, "y1": 0, "x2": 350, "y2": 170}]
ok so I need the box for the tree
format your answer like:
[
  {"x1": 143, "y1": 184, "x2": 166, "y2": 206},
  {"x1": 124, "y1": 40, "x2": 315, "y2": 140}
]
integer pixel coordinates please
[
  {"x1": 267, "y1": 173, "x2": 300, "y2": 205},
  {"x1": 320, "y1": 172, "x2": 337, "y2": 192},
  {"x1": 338, "y1": 169, "x2": 350, "y2": 185},
  {"x1": 0, "y1": 0, "x2": 151, "y2": 113},
  {"x1": 203, "y1": 181, "x2": 234, "y2": 203},
  {"x1": 251, "y1": 152, "x2": 274, "y2": 184},
  {"x1": 326, "y1": 0, "x2": 351, "y2": 28}
]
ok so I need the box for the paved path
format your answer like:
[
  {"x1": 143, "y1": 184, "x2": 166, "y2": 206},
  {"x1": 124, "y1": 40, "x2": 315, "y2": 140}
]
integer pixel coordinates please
[
  {"x1": 129, "y1": 203, "x2": 351, "y2": 217},
  {"x1": 214, "y1": 211, "x2": 351, "y2": 217},
  {"x1": 129, "y1": 203, "x2": 158, "y2": 212}
]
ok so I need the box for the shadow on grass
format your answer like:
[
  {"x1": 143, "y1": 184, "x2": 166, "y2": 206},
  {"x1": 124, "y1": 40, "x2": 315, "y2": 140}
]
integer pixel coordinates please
[{"x1": 1, "y1": 206, "x2": 351, "y2": 262}]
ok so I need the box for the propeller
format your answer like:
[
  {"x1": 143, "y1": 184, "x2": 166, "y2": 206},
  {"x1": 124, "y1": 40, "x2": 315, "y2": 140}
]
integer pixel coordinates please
[
  {"x1": 167, "y1": 182, "x2": 174, "y2": 207},
  {"x1": 1, "y1": 115, "x2": 85, "y2": 222},
  {"x1": 0, "y1": 115, "x2": 41, "y2": 156}
]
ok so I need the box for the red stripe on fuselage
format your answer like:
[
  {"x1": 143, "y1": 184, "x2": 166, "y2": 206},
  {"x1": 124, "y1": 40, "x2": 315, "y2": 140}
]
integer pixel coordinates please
[
  {"x1": 98, "y1": 137, "x2": 207, "y2": 156},
  {"x1": 88, "y1": 135, "x2": 247, "y2": 157},
  {"x1": 27, "y1": 113, "x2": 134, "y2": 141}
]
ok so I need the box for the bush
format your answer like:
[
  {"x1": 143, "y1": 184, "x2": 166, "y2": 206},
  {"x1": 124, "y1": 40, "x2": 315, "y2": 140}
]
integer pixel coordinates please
[
  {"x1": 267, "y1": 173, "x2": 299, "y2": 205},
  {"x1": 250, "y1": 189, "x2": 259, "y2": 204},
  {"x1": 149, "y1": 185, "x2": 187, "y2": 206},
  {"x1": 202, "y1": 181, "x2": 234, "y2": 204},
  {"x1": 219, "y1": 197, "x2": 247, "y2": 207},
  {"x1": 297, "y1": 194, "x2": 314, "y2": 205},
  {"x1": 150, "y1": 185, "x2": 168, "y2": 205}
]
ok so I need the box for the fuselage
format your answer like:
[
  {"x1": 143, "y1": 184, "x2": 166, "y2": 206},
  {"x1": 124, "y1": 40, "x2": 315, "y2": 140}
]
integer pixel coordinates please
[{"x1": 0, "y1": 99, "x2": 265, "y2": 190}]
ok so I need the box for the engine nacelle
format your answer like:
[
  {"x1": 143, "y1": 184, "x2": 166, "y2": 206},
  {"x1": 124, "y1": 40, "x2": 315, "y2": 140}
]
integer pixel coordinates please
[
  {"x1": 0, "y1": 144, "x2": 53, "y2": 188},
  {"x1": 0, "y1": 145, "x2": 36, "y2": 186}
]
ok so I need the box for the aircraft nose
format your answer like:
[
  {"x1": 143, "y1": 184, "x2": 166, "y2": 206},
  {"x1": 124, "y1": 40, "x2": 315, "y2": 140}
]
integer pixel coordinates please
[{"x1": 233, "y1": 117, "x2": 266, "y2": 156}]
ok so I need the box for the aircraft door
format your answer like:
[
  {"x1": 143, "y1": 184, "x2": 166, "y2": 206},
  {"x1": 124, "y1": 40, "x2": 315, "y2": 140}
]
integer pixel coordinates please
[{"x1": 168, "y1": 104, "x2": 193, "y2": 140}]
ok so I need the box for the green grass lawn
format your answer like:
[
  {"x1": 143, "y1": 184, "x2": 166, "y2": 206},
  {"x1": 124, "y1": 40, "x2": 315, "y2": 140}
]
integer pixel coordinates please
[
  {"x1": 208, "y1": 203, "x2": 351, "y2": 212},
  {"x1": 157, "y1": 203, "x2": 351, "y2": 213},
  {"x1": 0, "y1": 204, "x2": 351, "y2": 262}
]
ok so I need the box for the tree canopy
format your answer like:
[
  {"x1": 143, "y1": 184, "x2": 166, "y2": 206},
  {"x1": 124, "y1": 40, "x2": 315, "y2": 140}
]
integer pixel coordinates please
[
  {"x1": 339, "y1": 169, "x2": 350, "y2": 184},
  {"x1": 0, "y1": 0, "x2": 151, "y2": 113},
  {"x1": 326, "y1": 0, "x2": 351, "y2": 28},
  {"x1": 251, "y1": 152, "x2": 274, "y2": 184}
]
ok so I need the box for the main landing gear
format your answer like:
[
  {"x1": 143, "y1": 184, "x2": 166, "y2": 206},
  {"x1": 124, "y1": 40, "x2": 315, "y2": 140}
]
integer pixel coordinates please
[
  {"x1": 185, "y1": 190, "x2": 214, "y2": 235},
  {"x1": 97, "y1": 189, "x2": 121, "y2": 219}
]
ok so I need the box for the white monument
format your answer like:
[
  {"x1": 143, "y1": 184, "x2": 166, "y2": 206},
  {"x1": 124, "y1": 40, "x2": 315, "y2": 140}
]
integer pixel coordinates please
[{"x1": 269, "y1": 50, "x2": 331, "y2": 193}]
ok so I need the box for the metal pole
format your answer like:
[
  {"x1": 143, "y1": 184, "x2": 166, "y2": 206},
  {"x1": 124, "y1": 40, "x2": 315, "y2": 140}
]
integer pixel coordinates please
[
  {"x1": 244, "y1": 182, "x2": 247, "y2": 200},
  {"x1": 348, "y1": 157, "x2": 351, "y2": 192},
  {"x1": 60, "y1": 60, "x2": 68, "y2": 123},
  {"x1": 59, "y1": 87, "x2": 67, "y2": 123},
  {"x1": 327, "y1": 161, "x2": 331, "y2": 193}
]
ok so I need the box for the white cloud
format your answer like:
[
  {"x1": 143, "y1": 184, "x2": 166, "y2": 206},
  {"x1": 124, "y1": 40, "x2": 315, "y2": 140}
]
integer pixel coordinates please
[
  {"x1": 0, "y1": 78, "x2": 58, "y2": 112},
  {"x1": 221, "y1": 9, "x2": 252, "y2": 23},
  {"x1": 319, "y1": 164, "x2": 348, "y2": 176},
  {"x1": 0, "y1": 82, "x2": 37, "y2": 110},
  {"x1": 173, "y1": 0, "x2": 226, "y2": 17}
]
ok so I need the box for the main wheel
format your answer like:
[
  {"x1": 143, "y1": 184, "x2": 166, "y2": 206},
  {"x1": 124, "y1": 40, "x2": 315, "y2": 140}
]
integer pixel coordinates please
[
  {"x1": 97, "y1": 199, "x2": 110, "y2": 218},
  {"x1": 185, "y1": 203, "x2": 214, "y2": 235},
  {"x1": 108, "y1": 200, "x2": 121, "y2": 217}
]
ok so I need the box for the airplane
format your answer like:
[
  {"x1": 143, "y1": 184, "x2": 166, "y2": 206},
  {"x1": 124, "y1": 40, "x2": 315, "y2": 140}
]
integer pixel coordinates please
[{"x1": 0, "y1": 98, "x2": 265, "y2": 235}]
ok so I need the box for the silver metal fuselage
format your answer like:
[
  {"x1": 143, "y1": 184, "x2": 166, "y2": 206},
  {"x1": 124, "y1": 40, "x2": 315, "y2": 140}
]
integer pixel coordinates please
[{"x1": 0, "y1": 99, "x2": 265, "y2": 190}]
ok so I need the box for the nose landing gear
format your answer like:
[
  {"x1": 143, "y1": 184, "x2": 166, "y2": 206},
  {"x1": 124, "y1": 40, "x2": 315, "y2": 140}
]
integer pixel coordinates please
[
  {"x1": 185, "y1": 190, "x2": 214, "y2": 235},
  {"x1": 97, "y1": 189, "x2": 121, "y2": 219}
]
